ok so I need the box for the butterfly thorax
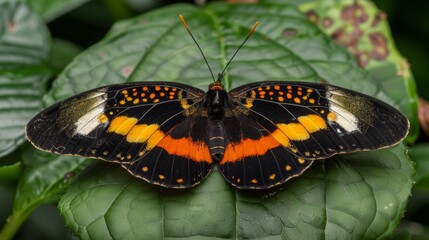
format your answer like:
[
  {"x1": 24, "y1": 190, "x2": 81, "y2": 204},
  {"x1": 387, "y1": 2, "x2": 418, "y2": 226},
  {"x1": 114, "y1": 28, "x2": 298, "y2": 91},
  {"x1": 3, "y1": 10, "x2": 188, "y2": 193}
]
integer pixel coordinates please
[
  {"x1": 203, "y1": 81, "x2": 232, "y2": 118},
  {"x1": 202, "y1": 81, "x2": 232, "y2": 161}
]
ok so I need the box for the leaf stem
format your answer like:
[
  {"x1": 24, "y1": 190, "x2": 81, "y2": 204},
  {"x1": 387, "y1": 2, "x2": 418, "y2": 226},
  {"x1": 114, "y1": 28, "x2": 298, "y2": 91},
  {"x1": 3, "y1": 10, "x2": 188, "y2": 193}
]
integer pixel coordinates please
[{"x1": 0, "y1": 210, "x2": 32, "y2": 240}]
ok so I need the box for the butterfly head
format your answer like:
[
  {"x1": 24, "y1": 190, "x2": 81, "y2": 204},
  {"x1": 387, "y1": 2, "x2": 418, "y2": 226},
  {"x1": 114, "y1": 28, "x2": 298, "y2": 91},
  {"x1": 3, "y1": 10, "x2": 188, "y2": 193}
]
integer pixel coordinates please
[{"x1": 209, "y1": 78, "x2": 224, "y2": 91}]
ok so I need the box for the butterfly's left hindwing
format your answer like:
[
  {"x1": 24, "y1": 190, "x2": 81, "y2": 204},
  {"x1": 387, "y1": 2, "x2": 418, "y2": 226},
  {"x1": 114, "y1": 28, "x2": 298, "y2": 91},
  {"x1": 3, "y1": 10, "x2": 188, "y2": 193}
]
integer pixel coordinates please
[
  {"x1": 124, "y1": 114, "x2": 213, "y2": 188},
  {"x1": 26, "y1": 82, "x2": 205, "y2": 167}
]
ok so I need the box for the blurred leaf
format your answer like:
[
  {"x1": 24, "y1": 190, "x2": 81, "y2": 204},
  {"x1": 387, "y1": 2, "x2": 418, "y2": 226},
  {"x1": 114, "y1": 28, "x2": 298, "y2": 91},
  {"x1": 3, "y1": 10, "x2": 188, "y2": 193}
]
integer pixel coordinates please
[
  {"x1": 0, "y1": 162, "x2": 21, "y2": 181},
  {"x1": 27, "y1": 0, "x2": 91, "y2": 22},
  {"x1": 395, "y1": 221, "x2": 429, "y2": 240},
  {"x1": 409, "y1": 143, "x2": 429, "y2": 190},
  {"x1": 49, "y1": 38, "x2": 82, "y2": 75},
  {"x1": 125, "y1": 0, "x2": 160, "y2": 11},
  {"x1": 0, "y1": 0, "x2": 51, "y2": 158},
  {"x1": 44, "y1": 3, "x2": 415, "y2": 239},
  {"x1": 393, "y1": 228, "x2": 412, "y2": 240},
  {"x1": 294, "y1": 0, "x2": 419, "y2": 143}
]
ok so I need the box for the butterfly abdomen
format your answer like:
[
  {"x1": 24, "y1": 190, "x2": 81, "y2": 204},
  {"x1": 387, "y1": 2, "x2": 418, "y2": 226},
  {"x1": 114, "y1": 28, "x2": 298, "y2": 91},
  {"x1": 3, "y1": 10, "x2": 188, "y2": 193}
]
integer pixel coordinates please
[{"x1": 207, "y1": 120, "x2": 226, "y2": 161}]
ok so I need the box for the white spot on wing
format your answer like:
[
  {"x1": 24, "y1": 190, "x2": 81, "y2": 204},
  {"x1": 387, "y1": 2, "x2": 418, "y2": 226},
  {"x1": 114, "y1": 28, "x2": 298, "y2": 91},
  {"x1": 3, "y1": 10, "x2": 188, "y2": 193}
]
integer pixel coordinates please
[
  {"x1": 74, "y1": 89, "x2": 107, "y2": 135},
  {"x1": 327, "y1": 87, "x2": 359, "y2": 133}
]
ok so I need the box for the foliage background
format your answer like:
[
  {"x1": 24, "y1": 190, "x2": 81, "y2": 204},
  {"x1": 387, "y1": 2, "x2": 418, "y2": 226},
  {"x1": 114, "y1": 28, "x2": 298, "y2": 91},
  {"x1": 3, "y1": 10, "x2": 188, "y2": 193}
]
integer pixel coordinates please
[{"x1": 0, "y1": 0, "x2": 428, "y2": 239}]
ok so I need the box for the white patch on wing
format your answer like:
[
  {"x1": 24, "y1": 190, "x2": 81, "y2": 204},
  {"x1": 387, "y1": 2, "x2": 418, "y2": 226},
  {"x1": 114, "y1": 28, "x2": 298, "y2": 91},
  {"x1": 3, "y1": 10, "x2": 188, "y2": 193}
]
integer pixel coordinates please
[
  {"x1": 326, "y1": 87, "x2": 359, "y2": 133},
  {"x1": 74, "y1": 89, "x2": 107, "y2": 136}
]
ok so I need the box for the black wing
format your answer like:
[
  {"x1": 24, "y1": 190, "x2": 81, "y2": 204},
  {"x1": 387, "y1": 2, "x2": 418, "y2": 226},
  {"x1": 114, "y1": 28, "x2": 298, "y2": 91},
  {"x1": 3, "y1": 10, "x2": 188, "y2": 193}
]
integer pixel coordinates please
[
  {"x1": 230, "y1": 81, "x2": 409, "y2": 159},
  {"x1": 26, "y1": 82, "x2": 205, "y2": 165},
  {"x1": 218, "y1": 81, "x2": 408, "y2": 189}
]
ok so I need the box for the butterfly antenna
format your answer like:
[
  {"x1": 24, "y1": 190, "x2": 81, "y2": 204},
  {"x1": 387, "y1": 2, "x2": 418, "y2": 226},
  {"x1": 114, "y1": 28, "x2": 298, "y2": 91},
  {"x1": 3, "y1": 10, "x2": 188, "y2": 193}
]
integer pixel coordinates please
[
  {"x1": 180, "y1": 15, "x2": 216, "y2": 82},
  {"x1": 218, "y1": 21, "x2": 259, "y2": 82}
]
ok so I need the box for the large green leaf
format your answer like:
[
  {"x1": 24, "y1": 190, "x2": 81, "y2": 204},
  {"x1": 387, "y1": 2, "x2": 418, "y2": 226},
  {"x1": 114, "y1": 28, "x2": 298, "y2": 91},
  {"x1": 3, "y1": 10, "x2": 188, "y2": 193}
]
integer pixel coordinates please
[
  {"x1": 13, "y1": 146, "x2": 89, "y2": 214},
  {"x1": 60, "y1": 145, "x2": 412, "y2": 239},
  {"x1": 0, "y1": 0, "x2": 51, "y2": 158},
  {"x1": 45, "y1": 3, "x2": 414, "y2": 239}
]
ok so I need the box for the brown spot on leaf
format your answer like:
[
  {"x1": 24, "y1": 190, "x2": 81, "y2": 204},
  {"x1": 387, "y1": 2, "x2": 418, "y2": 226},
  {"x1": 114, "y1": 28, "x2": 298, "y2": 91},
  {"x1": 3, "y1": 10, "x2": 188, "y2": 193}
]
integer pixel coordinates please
[
  {"x1": 64, "y1": 172, "x2": 75, "y2": 180},
  {"x1": 6, "y1": 21, "x2": 16, "y2": 32},
  {"x1": 369, "y1": 32, "x2": 389, "y2": 60},
  {"x1": 355, "y1": 51, "x2": 370, "y2": 67},
  {"x1": 283, "y1": 28, "x2": 297, "y2": 39},
  {"x1": 371, "y1": 11, "x2": 387, "y2": 27},
  {"x1": 322, "y1": 17, "x2": 333, "y2": 28},
  {"x1": 306, "y1": 10, "x2": 319, "y2": 24},
  {"x1": 121, "y1": 66, "x2": 134, "y2": 77},
  {"x1": 342, "y1": 2, "x2": 369, "y2": 26},
  {"x1": 331, "y1": 27, "x2": 363, "y2": 47}
]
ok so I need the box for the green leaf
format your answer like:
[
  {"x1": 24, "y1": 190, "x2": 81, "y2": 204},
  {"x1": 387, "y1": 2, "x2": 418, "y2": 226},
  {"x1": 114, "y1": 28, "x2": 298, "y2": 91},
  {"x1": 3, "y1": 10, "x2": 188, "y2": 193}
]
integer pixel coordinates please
[
  {"x1": 44, "y1": 3, "x2": 414, "y2": 239},
  {"x1": 0, "y1": 145, "x2": 88, "y2": 240},
  {"x1": 295, "y1": 0, "x2": 419, "y2": 143},
  {"x1": 26, "y1": 0, "x2": 90, "y2": 22},
  {"x1": 0, "y1": 0, "x2": 51, "y2": 158},
  {"x1": 409, "y1": 143, "x2": 429, "y2": 190},
  {"x1": 13, "y1": 146, "x2": 89, "y2": 213}
]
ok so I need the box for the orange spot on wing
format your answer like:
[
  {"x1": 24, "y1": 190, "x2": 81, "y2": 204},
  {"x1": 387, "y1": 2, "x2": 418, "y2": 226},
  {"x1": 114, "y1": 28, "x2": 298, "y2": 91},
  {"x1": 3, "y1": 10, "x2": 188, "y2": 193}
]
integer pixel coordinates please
[
  {"x1": 107, "y1": 116, "x2": 137, "y2": 135},
  {"x1": 126, "y1": 124, "x2": 160, "y2": 144},
  {"x1": 327, "y1": 112, "x2": 337, "y2": 121},
  {"x1": 298, "y1": 114, "x2": 327, "y2": 133},
  {"x1": 277, "y1": 122, "x2": 310, "y2": 141},
  {"x1": 294, "y1": 97, "x2": 301, "y2": 104},
  {"x1": 98, "y1": 114, "x2": 108, "y2": 123}
]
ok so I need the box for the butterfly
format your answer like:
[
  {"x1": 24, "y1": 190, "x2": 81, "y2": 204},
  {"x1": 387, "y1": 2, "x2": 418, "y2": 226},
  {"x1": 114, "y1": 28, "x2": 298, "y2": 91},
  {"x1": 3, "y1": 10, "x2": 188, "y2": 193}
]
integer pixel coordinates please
[{"x1": 25, "y1": 16, "x2": 409, "y2": 189}]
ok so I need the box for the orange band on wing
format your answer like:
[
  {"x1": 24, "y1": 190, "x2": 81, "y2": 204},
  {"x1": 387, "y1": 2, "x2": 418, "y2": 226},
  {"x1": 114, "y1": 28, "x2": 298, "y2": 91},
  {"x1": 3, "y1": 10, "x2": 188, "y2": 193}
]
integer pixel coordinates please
[
  {"x1": 106, "y1": 116, "x2": 211, "y2": 163},
  {"x1": 220, "y1": 114, "x2": 328, "y2": 164},
  {"x1": 220, "y1": 134, "x2": 281, "y2": 164},
  {"x1": 156, "y1": 136, "x2": 212, "y2": 163}
]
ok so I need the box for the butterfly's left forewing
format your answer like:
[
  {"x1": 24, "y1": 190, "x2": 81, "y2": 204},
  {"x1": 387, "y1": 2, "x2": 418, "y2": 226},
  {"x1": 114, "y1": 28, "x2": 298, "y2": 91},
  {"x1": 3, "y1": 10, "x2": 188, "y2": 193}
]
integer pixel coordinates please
[{"x1": 26, "y1": 82, "x2": 205, "y2": 166}]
